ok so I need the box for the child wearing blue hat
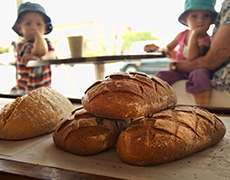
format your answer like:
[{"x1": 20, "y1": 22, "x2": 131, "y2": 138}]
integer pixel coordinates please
[
  {"x1": 144, "y1": 0, "x2": 217, "y2": 106},
  {"x1": 11, "y1": 2, "x2": 56, "y2": 94}
]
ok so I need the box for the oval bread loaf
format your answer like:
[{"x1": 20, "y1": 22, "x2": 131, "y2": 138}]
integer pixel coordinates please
[
  {"x1": 116, "y1": 106, "x2": 226, "y2": 166},
  {"x1": 82, "y1": 72, "x2": 177, "y2": 119},
  {"x1": 0, "y1": 87, "x2": 73, "y2": 140},
  {"x1": 53, "y1": 107, "x2": 131, "y2": 155}
]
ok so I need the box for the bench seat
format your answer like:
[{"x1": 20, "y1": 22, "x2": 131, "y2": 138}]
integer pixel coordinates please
[{"x1": 171, "y1": 80, "x2": 230, "y2": 108}]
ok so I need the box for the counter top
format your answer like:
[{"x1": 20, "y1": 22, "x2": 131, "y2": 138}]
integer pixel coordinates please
[{"x1": 26, "y1": 54, "x2": 165, "y2": 67}]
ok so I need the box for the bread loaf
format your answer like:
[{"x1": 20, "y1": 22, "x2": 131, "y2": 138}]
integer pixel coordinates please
[
  {"x1": 82, "y1": 72, "x2": 177, "y2": 119},
  {"x1": 53, "y1": 107, "x2": 130, "y2": 155},
  {"x1": 116, "y1": 105, "x2": 226, "y2": 166},
  {"x1": 0, "y1": 87, "x2": 73, "y2": 140}
]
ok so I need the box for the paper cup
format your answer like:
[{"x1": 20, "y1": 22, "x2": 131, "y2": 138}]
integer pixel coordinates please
[{"x1": 67, "y1": 36, "x2": 83, "y2": 58}]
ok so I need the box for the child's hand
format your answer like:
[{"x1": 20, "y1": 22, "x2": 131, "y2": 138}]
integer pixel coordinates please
[
  {"x1": 192, "y1": 25, "x2": 209, "y2": 38},
  {"x1": 158, "y1": 47, "x2": 177, "y2": 61},
  {"x1": 21, "y1": 54, "x2": 40, "y2": 65},
  {"x1": 144, "y1": 44, "x2": 159, "y2": 52},
  {"x1": 26, "y1": 30, "x2": 42, "y2": 42},
  {"x1": 158, "y1": 46, "x2": 171, "y2": 56},
  {"x1": 157, "y1": 46, "x2": 169, "y2": 54}
]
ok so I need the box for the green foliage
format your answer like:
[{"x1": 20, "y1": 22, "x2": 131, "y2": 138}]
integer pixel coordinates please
[
  {"x1": 0, "y1": 46, "x2": 9, "y2": 54},
  {"x1": 121, "y1": 30, "x2": 160, "y2": 51}
]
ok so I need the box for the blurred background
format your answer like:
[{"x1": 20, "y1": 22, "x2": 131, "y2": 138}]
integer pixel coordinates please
[{"x1": 0, "y1": 0, "x2": 223, "y2": 98}]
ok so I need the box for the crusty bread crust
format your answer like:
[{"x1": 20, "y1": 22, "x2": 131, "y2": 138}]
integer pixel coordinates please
[
  {"x1": 82, "y1": 72, "x2": 177, "y2": 119},
  {"x1": 116, "y1": 106, "x2": 226, "y2": 166},
  {"x1": 53, "y1": 107, "x2": 131, "y2": 155},
  {"x1": 0, "y1": 87, "x2": 73, "y2": 140}
]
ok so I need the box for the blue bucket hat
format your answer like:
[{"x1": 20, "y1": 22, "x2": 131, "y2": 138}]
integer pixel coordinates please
[
  {"x1": 12, "y1": 2, "x2": 53, "y2": 36},
  {"x1": 178, "y1": 0, "x2": 217, "y2": 26}
]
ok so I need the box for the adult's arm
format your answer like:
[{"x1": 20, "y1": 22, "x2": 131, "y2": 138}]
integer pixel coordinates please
[{"x1": 175, "y1": 24, "x2": 230, "y2": 72}]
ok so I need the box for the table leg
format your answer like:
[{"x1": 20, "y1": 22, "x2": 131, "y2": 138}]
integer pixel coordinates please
[{"x1": 94, "y1": 63, "x2": 105, "y2": 80}]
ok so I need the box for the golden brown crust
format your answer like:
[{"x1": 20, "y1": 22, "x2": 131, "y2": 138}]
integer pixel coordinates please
[
  {"x1": 0, "y1": 87, "x2": 73, "y2": 140},
  {"x1": 82, "y1": 72, "x2": 177, "y2": 119},
  {"x1": 0, "y1": 97, "x2": 22, "y2": 126},
  {"x1": 116, "y1": 106, "x2": 226, "y2": 166},
  {"x1": 53, "y1": 107, "x2": 131, "y2": 155}
]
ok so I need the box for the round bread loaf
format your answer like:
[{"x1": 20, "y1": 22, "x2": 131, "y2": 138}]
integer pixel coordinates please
[
  {"x1": 0, "y1": 87, "x2": 73, "y2": 140},
  {"x1": 82, "y1": 72, "x2": 177, "y2": 119},
  {"x1": 116, "y1": 106, "x2": 226, "y2": 166},
  {"x1": 53, "y1": 107, "x2": 131, "y2": 155}
]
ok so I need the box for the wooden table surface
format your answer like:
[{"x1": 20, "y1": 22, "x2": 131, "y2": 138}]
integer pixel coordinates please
[{"x1": 0, "y1": 158, "x2": 123, "y2": 180}]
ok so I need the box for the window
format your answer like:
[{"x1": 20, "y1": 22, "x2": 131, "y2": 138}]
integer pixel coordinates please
[{"x1": 0, "y1": 0, "x2": 224, "y2": 104}]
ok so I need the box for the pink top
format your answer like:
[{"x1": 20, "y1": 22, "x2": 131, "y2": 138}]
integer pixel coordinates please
[{"x1": 176, "y1": 29, "x2": 210, "y2": 61}]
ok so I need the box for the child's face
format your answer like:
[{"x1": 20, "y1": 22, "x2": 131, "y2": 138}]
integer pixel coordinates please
[
  {"x1": 17, "y1": 12, "x2": 47, "y2": 41},
  {"x1": 184, "y1": 10, "x2": 214, "y2": 31}
]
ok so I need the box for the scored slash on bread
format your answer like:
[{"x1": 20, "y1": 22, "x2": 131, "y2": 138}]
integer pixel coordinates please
[
  {"x1": 52, "y1": 71, "x2": 226, "y2": 166},
  {"x1": 0, "y1": 87, "x2": 73, "y2": 140},
  {"x1": 82, "y1": 72, "x2": 177, "y2": 119},
  {"x1": 116, "y1": 106, "x2": 226, "y2": 166},
  {"x1": 53, "y1": 107, "x2": 131, "y2": 155},
  {"x1": 0, "y1": 97, "x2": 22, "y2": 126}
]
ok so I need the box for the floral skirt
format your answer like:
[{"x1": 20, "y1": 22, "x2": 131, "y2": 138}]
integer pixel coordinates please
[{"x1": 212, "y1": 60, "x2": 230, "y2": 93}]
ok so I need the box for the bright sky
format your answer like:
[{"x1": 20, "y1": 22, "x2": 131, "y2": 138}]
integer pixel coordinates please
[{"x1": 0, "y1": 0, "x2": 223, "y2": 46}]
